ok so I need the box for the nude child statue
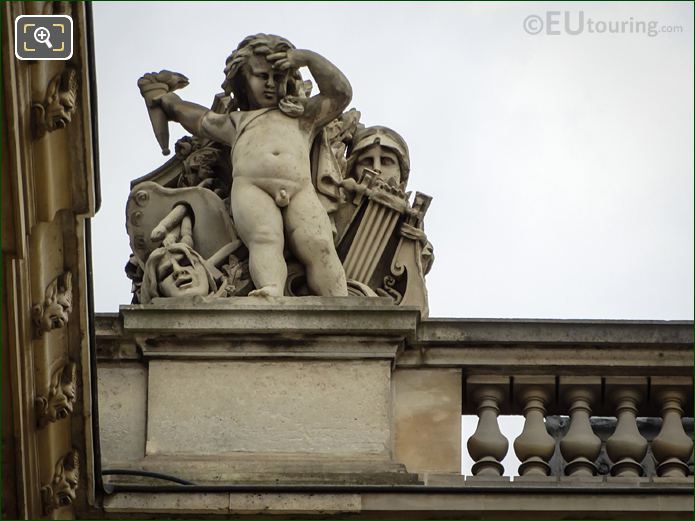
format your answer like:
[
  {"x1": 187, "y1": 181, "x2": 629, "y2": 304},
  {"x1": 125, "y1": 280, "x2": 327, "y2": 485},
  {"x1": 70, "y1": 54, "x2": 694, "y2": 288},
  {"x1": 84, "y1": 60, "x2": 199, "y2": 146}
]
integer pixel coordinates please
[{"x1": 152, "y1": 34, "x2": 350, "y2": 297}]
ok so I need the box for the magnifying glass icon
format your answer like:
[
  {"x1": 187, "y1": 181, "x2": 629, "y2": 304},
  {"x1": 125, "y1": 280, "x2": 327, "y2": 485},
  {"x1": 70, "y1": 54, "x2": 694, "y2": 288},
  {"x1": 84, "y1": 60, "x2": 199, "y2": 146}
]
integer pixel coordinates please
[{"x1": 33, "y1": 26, "x2": 53, "y2": 49}]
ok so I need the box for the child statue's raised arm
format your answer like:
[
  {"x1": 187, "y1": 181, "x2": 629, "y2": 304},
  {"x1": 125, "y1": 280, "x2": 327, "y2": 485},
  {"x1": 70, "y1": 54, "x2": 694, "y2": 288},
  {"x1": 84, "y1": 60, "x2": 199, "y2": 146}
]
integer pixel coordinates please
[
  {"x1": 158, "y1": 92, "x2": 236, "y2": 147},
  {"x1": 138, "y1": 70, "x2": 235, "y2": 149},
  {"x1": 266, "y1": 49, "x2": 352, "y2": 131}
]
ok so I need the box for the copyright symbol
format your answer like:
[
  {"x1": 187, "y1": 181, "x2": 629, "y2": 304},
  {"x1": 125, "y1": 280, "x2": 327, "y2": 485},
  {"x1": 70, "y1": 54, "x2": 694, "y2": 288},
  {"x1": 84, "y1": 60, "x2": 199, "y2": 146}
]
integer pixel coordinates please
[{"x1": 523, "y1": 14, "x2": 543, "y2": 35}]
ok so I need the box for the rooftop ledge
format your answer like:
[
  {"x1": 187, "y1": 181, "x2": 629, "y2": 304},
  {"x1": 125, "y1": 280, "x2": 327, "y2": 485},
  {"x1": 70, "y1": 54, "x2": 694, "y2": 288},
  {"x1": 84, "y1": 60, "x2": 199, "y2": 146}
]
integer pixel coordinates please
[
  {"x1": 96, "y1": 303, "x2": 692, "y2": 375},
  {"x1": 96, "y1": 299, "x2": 693, "y2": 345}
]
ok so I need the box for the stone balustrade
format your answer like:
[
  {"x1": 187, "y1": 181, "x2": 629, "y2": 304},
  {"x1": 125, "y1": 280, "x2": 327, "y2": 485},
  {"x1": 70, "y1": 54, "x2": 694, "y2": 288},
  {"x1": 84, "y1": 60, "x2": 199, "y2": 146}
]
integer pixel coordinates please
[
  {"x1": 95, "y1": 310, "x2": 693, "y2": 518},
  {"x1": 463, "y1": 375, "x2": 692, "y2": 481},
  {"x1": 396, "y1": 318, "x2": 693, "y2": 486}
]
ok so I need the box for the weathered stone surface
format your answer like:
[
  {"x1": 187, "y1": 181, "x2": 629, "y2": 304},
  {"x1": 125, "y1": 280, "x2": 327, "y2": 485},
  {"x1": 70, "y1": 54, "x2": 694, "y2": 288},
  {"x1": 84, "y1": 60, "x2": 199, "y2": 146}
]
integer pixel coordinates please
[
  {"x1": 103, "y1": 492, "x2": 361, "y2": 515},
  {"x1": 360, "y1": 488, "x2": 695, "y2": 517},
  {"x1": 98, "y1": 364, "x2": 147, "y2": 462},
  {"x1": 393, "y1": 369, "x2": 461, "y2": 474},
  {"x1": 146, "y1": 360, "x2": 391, "y2": 456},
  {"x1": 103, "y1": 492, "x2": 229, "y2": 514},
  {"x1": 403, "y1": 320, "x2": 693, "y2": 377},
  {"x1": 102, "y1": 487, "x2": 695, "y2": 518},
  {"x1": 121, "y1": 298, "x2": 419, "y2": 338},
  {"x1": 417, "y1": 319, "x2": 694, "y2": 346},
  {"x1": 104, "y1": 453, "x2": 417, "y2": 485},
  {"x1": 227, "y1": 493, "x2": 361, "y2": 514}
]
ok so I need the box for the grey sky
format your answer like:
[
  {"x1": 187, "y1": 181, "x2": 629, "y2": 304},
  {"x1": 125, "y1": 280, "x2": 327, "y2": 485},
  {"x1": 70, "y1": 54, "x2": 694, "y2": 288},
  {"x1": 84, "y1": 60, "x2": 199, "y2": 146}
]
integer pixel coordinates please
[{"x1": 91, "y1": 2, "x2": 694, "y2": 319}]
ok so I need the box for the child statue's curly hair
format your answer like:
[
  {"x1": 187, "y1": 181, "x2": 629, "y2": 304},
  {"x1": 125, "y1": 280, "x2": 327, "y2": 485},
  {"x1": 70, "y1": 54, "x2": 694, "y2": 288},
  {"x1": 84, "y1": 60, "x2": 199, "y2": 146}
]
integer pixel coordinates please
[{"x1": 221, "y1": 34, "x2": 309, "y2": 116}]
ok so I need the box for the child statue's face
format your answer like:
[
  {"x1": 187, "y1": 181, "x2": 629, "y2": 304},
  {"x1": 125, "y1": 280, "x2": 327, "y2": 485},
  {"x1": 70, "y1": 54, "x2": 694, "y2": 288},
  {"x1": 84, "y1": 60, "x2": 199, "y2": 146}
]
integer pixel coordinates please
[
  {"x1": 156, "y1": 250, "x2": 210, "y2": 298},
  {"x1": 243, "y1": 54, "x2": 286, "y2": 109}
]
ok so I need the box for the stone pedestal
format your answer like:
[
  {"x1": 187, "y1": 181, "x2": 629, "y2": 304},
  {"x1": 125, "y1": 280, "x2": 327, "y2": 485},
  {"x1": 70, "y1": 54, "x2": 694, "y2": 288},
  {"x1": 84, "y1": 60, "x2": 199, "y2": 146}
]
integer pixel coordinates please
[
  {"x1": 147, "y1": 359, "x2": 391, "y2": 457},
  {"x1": 99, "y1": 298, "x2": 423, "y2": 485}
]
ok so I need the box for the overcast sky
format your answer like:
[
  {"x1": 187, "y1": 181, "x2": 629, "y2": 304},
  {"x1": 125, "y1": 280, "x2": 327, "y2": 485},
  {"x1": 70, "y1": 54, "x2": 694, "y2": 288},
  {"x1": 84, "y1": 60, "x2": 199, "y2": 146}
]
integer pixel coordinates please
[{"x1": 91, "y1": 2, "x2": 693, "y2": 320}]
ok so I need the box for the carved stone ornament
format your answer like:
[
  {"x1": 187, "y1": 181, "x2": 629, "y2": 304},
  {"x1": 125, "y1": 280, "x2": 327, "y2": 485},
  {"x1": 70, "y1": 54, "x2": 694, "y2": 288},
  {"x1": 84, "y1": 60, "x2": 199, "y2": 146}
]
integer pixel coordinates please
[
  {"x1": 32, "y1": 271, "x2": 73, "y2": 335},
  {"x1": 128, "y1": 33, "x2": 434, "y2": 313},
  {"x1": 40, "y1": 450, "x2": 79, "y2": 514},
  {"x1": 35, "y1": 360, "x2": 77, "y2": 428},
  {"x1": 32, "y1": 67, "x2": 78, "y2": 139}
]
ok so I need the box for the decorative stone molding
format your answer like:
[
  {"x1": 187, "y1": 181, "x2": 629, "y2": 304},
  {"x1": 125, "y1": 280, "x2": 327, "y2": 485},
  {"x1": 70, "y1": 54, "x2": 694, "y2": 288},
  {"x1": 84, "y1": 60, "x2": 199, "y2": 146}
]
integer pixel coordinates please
[
  {"x1": 513, "y1": 376, "x2": 556, "y2": 478},
  {"x1": 651, "y1": 377, "x2": 693, "y2": 478},
  {"x1": 466, "y1": 376, "x2": 509, "y2": 478},
  {"x1": 605, "y1": 378, "x2": 648, "y2": 477},
  {"x1": 559, "y1": 379, "x2": 602, "y2": 477},
  {"x1": 32, "y1": 271, "x2": 72, "y2": 335},
  {"x1": 31, "y1": 67, "x2": 78, "y2": 139},
  {"x1": 35, "y1": 360, "x2": 77, "y2": 428},
  {"x1": 40, "y1": 450, "x2": 79, "y2": 514}
]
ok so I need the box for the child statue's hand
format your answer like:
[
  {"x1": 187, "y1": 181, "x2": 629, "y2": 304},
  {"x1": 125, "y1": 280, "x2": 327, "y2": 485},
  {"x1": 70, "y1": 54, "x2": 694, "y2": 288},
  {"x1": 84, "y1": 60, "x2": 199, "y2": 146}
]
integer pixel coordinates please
[{"x1": 267, "y1": 49, "x2": 310, "y2": 71}]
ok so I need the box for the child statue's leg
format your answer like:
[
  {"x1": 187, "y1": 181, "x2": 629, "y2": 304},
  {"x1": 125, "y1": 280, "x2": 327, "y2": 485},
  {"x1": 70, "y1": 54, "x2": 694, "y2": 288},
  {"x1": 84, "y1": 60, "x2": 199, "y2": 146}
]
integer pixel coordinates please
[
  {"x1": 231, "y1": 179, "x2": 286, "y2": 297},
  {"x1": 284, "y1": 187, "x2": 348, "y2": 297}
]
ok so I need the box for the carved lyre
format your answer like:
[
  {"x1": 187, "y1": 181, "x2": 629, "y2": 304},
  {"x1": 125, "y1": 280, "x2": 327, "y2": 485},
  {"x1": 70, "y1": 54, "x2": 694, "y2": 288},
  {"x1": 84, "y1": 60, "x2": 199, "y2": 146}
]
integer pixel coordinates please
[
  {"x1": 341, "y1": 170, "x2": 411, "y2": 285},
  {"x1": 338, "y1": 168, "x2": 432, "y2": 315}
]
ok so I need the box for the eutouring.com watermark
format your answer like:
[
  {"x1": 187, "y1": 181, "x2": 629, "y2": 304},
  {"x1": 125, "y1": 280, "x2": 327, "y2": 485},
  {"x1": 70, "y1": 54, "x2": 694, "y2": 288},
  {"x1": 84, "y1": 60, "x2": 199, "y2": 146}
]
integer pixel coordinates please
[{"x1": 523, "y1": 11, "x2": 683, "y2": 37}]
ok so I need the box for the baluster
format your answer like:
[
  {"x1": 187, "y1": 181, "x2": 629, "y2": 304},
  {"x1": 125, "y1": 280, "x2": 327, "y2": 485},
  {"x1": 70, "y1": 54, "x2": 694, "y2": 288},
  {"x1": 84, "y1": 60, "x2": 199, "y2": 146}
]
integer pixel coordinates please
[
  {"x1": 651, "y1": 377, "x2": 693, "y2": 478},
  {"x1": 513, "y1": 377, "x2": 556, "y2": 478},
  {"x1": 466, "y1": 377, "x2": 509, "y2": 478},
  {"x1": 605, "y1": 378, "x2": 648, "y2": 478},
  {"x1": 559, "y1": 378, "x2": 601, "y2": 477}
]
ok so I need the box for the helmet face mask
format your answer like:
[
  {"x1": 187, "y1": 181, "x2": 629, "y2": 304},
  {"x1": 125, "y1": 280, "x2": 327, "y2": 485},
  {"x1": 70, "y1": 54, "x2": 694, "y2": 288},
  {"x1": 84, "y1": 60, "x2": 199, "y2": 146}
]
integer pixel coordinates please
[{"x1": 347, "y1": 126, "x2": 411, "y2": 189}]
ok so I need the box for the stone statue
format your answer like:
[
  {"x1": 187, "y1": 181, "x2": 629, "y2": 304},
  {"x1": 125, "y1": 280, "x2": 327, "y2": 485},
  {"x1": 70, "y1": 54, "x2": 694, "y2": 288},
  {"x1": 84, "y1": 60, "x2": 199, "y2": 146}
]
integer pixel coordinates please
[
  {"x1": 329, "y1": 125, "x2": 434, "y2": 312},
  {"x1": 128, "y1": 33, "x2": 434, "y2": 312},
  {"x1": 145, "y1": 34, "x2": 351, "y2": 298}
]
